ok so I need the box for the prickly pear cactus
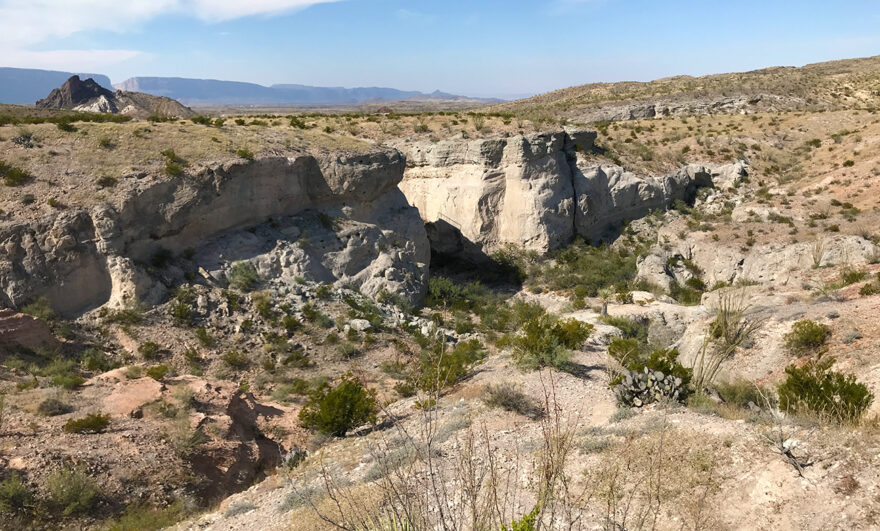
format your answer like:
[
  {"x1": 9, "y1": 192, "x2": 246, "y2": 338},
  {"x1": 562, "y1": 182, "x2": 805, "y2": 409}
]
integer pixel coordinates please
[{"x1": 614, "y1": 367, "x2": 684, "y2": 407}]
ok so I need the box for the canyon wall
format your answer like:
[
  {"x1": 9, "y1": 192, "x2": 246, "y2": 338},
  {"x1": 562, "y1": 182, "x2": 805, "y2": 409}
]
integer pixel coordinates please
[
  {"x1": 396, "y1": 129, "x2": 720, "y2": 258},
  {"x1": 0, "y1": 150, "x2": 429, "y2": 316}
]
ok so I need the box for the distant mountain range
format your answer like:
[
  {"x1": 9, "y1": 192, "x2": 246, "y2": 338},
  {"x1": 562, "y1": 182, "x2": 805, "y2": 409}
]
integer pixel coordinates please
[
  {"x1": 113, "y1": 77, "x2": 500, "y2": 106},
  {"x1": 0, "y1": 67, "x2": 113, "y2": 105},
  {"x1": 0, "y1": 67, "x2": 499, "y2": 107}
]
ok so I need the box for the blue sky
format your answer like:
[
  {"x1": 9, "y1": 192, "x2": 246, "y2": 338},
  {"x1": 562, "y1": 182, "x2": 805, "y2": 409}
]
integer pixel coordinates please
[{"x1": 2, "y1": 0, "x2": 879, "y2": 98}]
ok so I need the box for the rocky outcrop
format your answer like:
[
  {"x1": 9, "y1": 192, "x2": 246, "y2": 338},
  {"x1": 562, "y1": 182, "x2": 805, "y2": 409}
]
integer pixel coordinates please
[
  {"x1": 397, "y1": 129, "x2": 720, "y2": 257},
  {"x1": 36, "y1": 75, "x2": 195, "y2": 119},
  {"x1": 637, "y1": 234, "x2": 880, "y2": 290},
  {"x1": 0, "y1": 150, "x2": 429, "y2": 316},
  {"x1": 0, "y1": 309, "x2": 60, "y2": 352},
  {"x1": 36, "y1": 75, "x2": 115, "y2": 109},
  {"x1": 569, "y1": 93, "x2": 811, "y2": 124}
]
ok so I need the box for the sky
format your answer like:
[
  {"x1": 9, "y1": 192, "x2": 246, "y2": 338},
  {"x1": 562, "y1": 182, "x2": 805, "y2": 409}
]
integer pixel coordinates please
[{"x1": 1, "y1": 0, "x2": 879, "y2": 99}]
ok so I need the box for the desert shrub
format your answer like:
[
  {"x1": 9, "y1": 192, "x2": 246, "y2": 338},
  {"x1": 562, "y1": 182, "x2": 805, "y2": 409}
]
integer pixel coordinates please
[
  {"x1": 0, "y1": 473, "x2": 31, "y2": 513},
  {"x1": 607, "y1": 338, "x2": 641, "y2": 368},
  {"x1": 37, "y1": 398, "x2": 72, "y2": 416},
  {"x1": 164, "y1": 161, "x2": 183, "y2": 177},
  {"x1": 138, "y1": 341, "x2": 161, "y2": 360},
  {"x1": 227, "y1": 261, "x2": 261, "y2": 292},
  {"x1": 169, "y1": 300, "x2": 192, "y2": 326},
  {"x1": 416, "y1": 339, "x2": 487, "y2": 392},
  {"x1": 40, "y1": 358, "x2": 84, "y2": 390},
  {"x1": 234, "y1": 118, "x2": 246, "y2": 125},
  {"x1": 235, "y1": 148, "x2": 254, "y2": 160},
  {"x1": 222, "y1": 350, "x2": 249, "y2": 369},
  {"x1": 289, "y1": 116, "x2": 307, "y2": 129},
  {"x1": 146, "y1": 365, "x2": 170, "y2": 380},
  {"x1": 502, "y1": 506, "x2": 540, "y2": 531},
  {"x1": 104, "y1": 501, "x2": 186, "y2": 531},
  {"x1": 668, "y1": 279, "x2": 704, "y2": 305},
  {"x1": 483, "y1": 383, "x2": 544, "y2": 419},
  {"x1": 298, "y1": 373, "x2": 378, "y2": 436},
  {"x1": 783, "y1": 320, "x2": 830, "y2": 354},
  {"x1": 64, "y1": 413, "x2": 110, "y2": 434},
  {"x1": 531, "y1": 240, "x2": 643, "y2": 296},
  {"x1": 840, "y1": 269, "x2": 867, "y2": 285},
  {"x1": 714, "y1": 379, "x2": 775, "y2": 409},
  {"x1": 101, "y1": 299, "x2": 144, "y2": 325},
  {"x1": 21, "y1": 297, "x2": 55, "y2": 321},
  {"x1": 47, "y1": 466, "x2": 98, "y2": 515},
  {"x1": 282, "y1": 315, "x2": 301, "y2": 334},
  {"x1": 778, "y1": 357, "x2": 873, "y2": 423},
  {"x1": 511, "y1": 313, "x2": 592, "y2": 371},
  {"x1": 195, "y1": 327, "x2": 213, "y2": 347},
  {"x1": 81, "y1": 348, "x2": 114, "y2": 372},
  {"x1": 600, "y1": 315, "x2": 650, "y2": 344},
  {"x1": 190, "y1": 116, "x2": 211, "y2": 125}
]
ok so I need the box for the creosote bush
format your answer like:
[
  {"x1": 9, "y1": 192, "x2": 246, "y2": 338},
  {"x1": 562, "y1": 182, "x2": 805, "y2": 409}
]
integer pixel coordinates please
[
  {"x1": 47, "y1": 466, "x2": 98, "y2": 515},
  {"x1": 0, "y1": 473, "x2": 32, "y2": 513},
  {"x1": 778, "y1": 356, "x2": 873, "y2": 423},
  {"x1": 299, "y1": 373, "x2": 378, "y2": 436},
  {"x1": 511, "y1": 312, "x2": 593, "y2": 370},
  {"x1": 784, "y1": 319, "x2": 831, "y2": 354},
  {"x1": 63, "y1": 413, "x2": 110, "y2": 434},
  {"x1": 227, "y1": 261, "x2": 261, "y2": 292},
  {"x1": 416, "y1": 339, "x2": 486, "y2": 392}
]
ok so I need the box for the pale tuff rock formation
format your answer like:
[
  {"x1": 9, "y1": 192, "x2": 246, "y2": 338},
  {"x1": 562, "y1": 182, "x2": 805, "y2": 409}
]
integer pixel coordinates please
[
  {"x1": 397, "y1": 129, "x2": 729, "y2": 257},
  {"x1": 0, "y1": 150, "x2": 429, "y2": 316}
]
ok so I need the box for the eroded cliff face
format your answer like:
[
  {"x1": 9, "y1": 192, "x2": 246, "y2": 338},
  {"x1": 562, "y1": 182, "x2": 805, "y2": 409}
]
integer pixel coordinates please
[
  {"x1": 396, "y1": 130, "x2": 723, "y2": 258},
  {"x1": 0, "y1": 150, "x2": 429, "y2": 316}
]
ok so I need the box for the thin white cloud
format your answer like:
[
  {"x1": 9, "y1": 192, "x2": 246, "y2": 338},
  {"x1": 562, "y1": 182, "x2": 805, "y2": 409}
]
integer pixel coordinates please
[
  {"x1": 1, "y1": 48, "x2": 143, "y2": 72},
  {"x1": 0, "y1": 0, "x2": 339, "y2": 70}
]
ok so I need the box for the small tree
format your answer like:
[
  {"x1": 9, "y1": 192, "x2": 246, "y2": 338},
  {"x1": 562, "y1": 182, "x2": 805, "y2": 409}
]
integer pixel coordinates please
[{"x1": 299, "y1": 373, "x2": 378, "y2": 436}]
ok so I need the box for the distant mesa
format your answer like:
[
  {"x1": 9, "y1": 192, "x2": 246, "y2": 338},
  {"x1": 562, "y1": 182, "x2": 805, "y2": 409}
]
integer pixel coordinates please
[
  {"x1": 112, "y1": 76, "x2": 502, "y2": 107},
  {"x1": 36, "y1": 75, "x2": 195, "y2": 119}
]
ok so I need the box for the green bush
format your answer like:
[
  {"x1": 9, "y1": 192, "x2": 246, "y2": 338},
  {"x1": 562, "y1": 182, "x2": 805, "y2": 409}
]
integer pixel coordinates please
[
  {"x1": 146, "y1": 365, "x2": 170, "y2": 380},
  {"x1": 783, "y1": 320, "x2": 830, "y2": 354},
  {"x1": 417, "y1": 339, "x2": 486, "y2": 392},
  {"x1": 81, "y1": 348, "x2": 114, "y2": 372},
  {"x1": 0, "y1": 161, "x2": 30, "y2": 187},
  {"x1": 21, "y1": 297, "x2": 55, "y2": 321},
  {"x1": 299, "y1": 373, "x2": 378, "y2": 436},
  {"x1": 63, "y1": 413, "x2": 110, "y2": 434},
  {"x1": 235, "y1": 148, "x2": 254, "y2": 160},
  {"x1": 530, "y1": 240, "x2": 643, "y2": 296},
  {"x1": 511, "y1": 313, "x2": 592, "y2": 371},
  {"x1": 715, "y1": 379, "x2": 775, "y2": 409},
  {"x1": 138, "y1": 341, "x2": 161, "y2": 360},
  {"x1": 195, "y1": 327, "x2": 213, "y2": 347},
  {"x1": 778, "y1": 357, "x2": 873, "y2": 423},
  {"x1": 222, "y1": 350, "x2": 250, "y2": 369},
  {"x1": 47, "y1": 466, "x2": 98, "y2": 515},
  {"x1": 41, "y1": 358, "x2": 84, "y2": 390},
  {"x1": 37, "y1": 398, "x2": 72, "y2": 416},
  {"x1": 0, "y1": 473, "x2": 32, "y2": 513},
  {"x1": 227, "y1": 262, "x2": 261, "y2": 292},
  {"x1": 164, "y1": 161, "x2": 183, "y2": 177},
  {"x1": 103, "y1": 501, "x2": 185, "y2": 531}
]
